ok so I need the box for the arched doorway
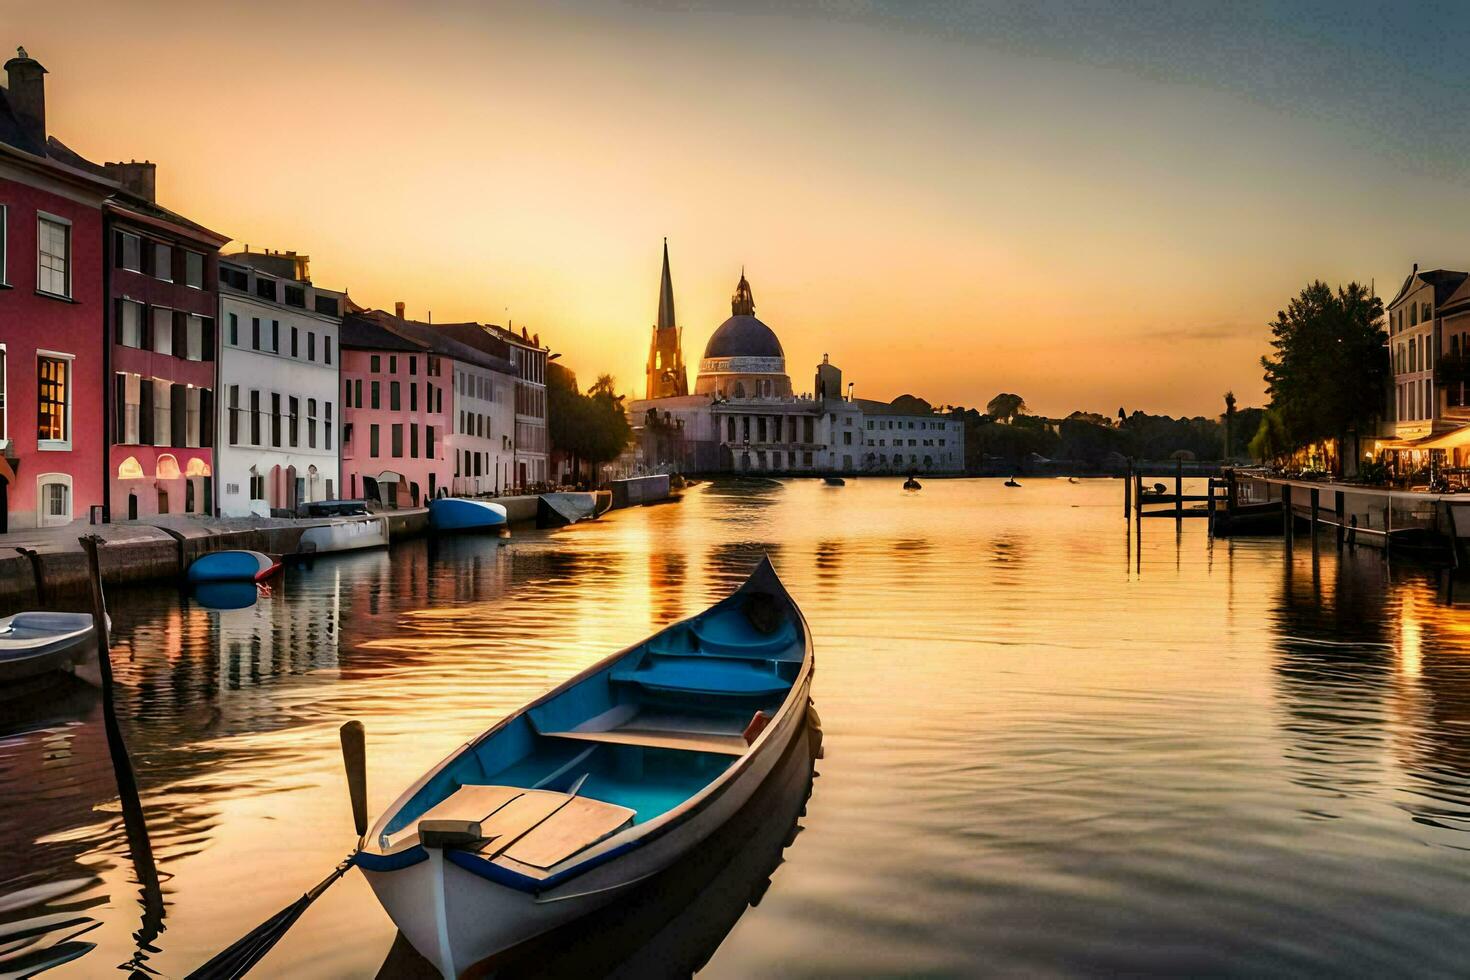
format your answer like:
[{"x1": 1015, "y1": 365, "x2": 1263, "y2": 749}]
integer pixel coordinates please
[
  {"x1": 128, "y1": 492, "x2": 138, "y2": 520},
  {"x1": 185, "y1": 480, "x2": 196, "y2": 513}
]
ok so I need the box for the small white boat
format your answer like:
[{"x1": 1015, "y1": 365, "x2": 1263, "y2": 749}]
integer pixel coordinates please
[
  {"x1": 356, "y1": 557, "x2": 814, "y2": 976},
  {"x1": 298, "y1": 516, "x2": 389, "y2": 555},
  {"x1": 0, "y1": 612, "x2": 102, "y2": 689}
]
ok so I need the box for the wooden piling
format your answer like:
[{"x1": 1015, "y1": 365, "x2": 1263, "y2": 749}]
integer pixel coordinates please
[
  {"x1": 1174, "y1": 459, "x2": 1183, "y2": 526},
  {"x1": 1124, "y1": 460, "x2": 1133, "y2": 520},
  {"x1": 1334, "y1": 491, "x2": 1345, "y2": 551},
  {"x1": 1283, "y1": 484, "x2": 1294, "y2": 553},
  {"x1": 1309, "y1": 488, "x2": 1320, "y2": 553}
]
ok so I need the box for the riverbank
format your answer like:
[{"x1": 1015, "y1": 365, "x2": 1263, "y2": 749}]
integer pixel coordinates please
[{"x1": 0, "y1": 475, "x2": 673, "y2": 607}]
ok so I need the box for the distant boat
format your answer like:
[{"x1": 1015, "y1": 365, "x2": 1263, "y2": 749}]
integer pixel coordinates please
[
  {"x1": 356, "y1": 557, "x2": 815, "y2": 977},
  {"x1": 0, "y1": 611, "x2": 102, "y2": 689},
  {"x1": 429, "y1": 497, "x2": 510, "y2": 533},
  {"x1": 1004, "y1": 477, "x2": 1021, "y2": 488},
  {"x1": 187, "y1": 550, "x2": 281, "y2": 584},
  {"x1": 823, "y1": 477, "x2": 846, "y2": 486},
  {"x1": 537, "y1": 492, "x2": 600, "y2": 529},
  {"x1": 902, "y1": 477, "x2": 922, "y2": 491},
  {"x1": 1068, "y1": 477, "x2": 1081, "y2": 484}
]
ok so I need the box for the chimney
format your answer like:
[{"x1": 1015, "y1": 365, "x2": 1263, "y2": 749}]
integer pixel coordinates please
[
  {"x1": 103, "y1": 160, "x2": 157, "y2": 202},
  {"x1": 394, "y1": 301, "x2": 406, "y2": 319},
  {"x1": 4, "y1": 47, "x2": 47, "y2": 149}
]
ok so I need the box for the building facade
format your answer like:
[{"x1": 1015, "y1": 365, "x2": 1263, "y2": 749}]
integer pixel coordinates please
[
  {"x1": 339, "y1": 310, "x2": 450, "y2": 508},
  {"x1": 497, "y1": 326, "x2": 549, "y2": 490},
  {"x1": 99, "y1": 170, "x2": 228, "y2": 520},
  {"x1": 1385, "y1": 265, "x2": 1466, "y2": 444},
  {"x1": 0, "y1": 49, "x2": 116, "y2": 530},
  {"x1": 432, "y1": 321, "x2": 517, "y2": 496},
  {"x1": 216, "y1": 250, "x2": 343, "y2": 516},
  {"x1": 629, "y1": 256, "x2": 964, "y2": 476}
]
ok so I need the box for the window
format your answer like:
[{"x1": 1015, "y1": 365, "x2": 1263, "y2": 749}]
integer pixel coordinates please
[
  {"x1": 284, "y1": 284, "x2": 305, "y2": 308},
  {"x1": 186, "y1": 387, "x2": 201, "y2": 447},
  {"x1": 37, "y1": 215, "x2": 70, "y2": 297},
  {"x1": 228, "y1": 312, "x2": 239, "y2": 346},
  {"x1": 409, "y1": 356, "x2": 417, "y2": 376},
  {"x1": 252, "y1": 317, "x2": 261, "y2": 350},
  {"x1": 291, "y1": 327, "x2": 299, "y2": 358},
  {"x1": 0, "y1": 204, "x2": 7, "y2": 285},
  {"x1": 425, "y1": 424, "x2": 434, "y2": 459},
  {"x1": 390, "y1": 381, "x2": 401, "y2": 411},
  {"x1": 308, "y1": 332, "x2": 316, "y2": 362},
  {"x1": 250, "y1": 390, "x2": 261, "y2": 444},
  {"x1": 354, "y1": 379, "x2": 362, "y2": 408},
  {"x1": 410, "y1": 383, "x2": 418, "y2": 413},
  {"x1": 37, "y1": 475, "x2": 70, "y2": 526},
  {"x1": 150, "y1": 307, "x2": 172, "y2": 356},
  {"x1": 389, "y1": 356, "x2": 397, "y2": 374},
  {"x1": 185, "y1": 251, "x2": 204, "y2": 288},
  {"x1": 371, "y1": 381, "x2": 381, "y2": 409},
  {"x1": 288, "y1": 395, "x2": 300, "y2": 447},
  {"x1": 186, "y1": 315, "x2": 206, "y2": 361},
  {"x1": 271, "y1": 393, "x2": 282, "y2": 447},
  {"x1": 271, "y1": 320, "x2": 280, "y2": 353},
  {"x1": 307, "y1": 398, "x2": 318, "y2": 449},
  {"x1": 36, "y1": 354, "x2": 70, "y2": 446},
  {"x1": 256, "y1": 277, "x2": 275, "y2": 301},
  {"x1": 228, "y1": 385, "x2": 240, "y2": 445},
  {"x1": 220, "y1": 265, "x2": 247, "y2": 291},
  {"x1": 152, "y1": 378, "x2": 171, "y2": 446},
  {"x1": 315, "y1": 294, "x2": 338, "y2": 317},
  {"x1": 325, "y1": 402, "x2": 333, "y2": 451},
  {"x1": 324, "y1": 336, "x2": 332, "y2": 365},
  {"x1": 370, "y1": 354, "x2": 380, "y2": 373},
  {"x1": 152, "y1": 242, "x2": 172, "y2": 281},
  {"x1": 392, "y1": 423, "x2": 403, "y2": 457},
  {"x1": 118, "y1": 300, "x2": 144, "y2": 348},
  {"x1": 410, "y1": 423, "x2": 419, "y2": 458},
  {"x1": 369, "y1": 423, "x2": 380, "y2": 457}
]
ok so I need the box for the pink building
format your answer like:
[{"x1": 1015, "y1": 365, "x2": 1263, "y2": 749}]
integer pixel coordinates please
[
  {"x1": 339, "y1": 310, "x2": 451, "y2": 506},
  {"x1": 0, "y1": 48, "x2": 116, "y2": 531}
]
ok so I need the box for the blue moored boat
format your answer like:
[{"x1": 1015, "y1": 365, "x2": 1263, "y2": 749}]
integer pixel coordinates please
[
  {"x1": 429, "y1": 497, "x2": 509, "y2": 533},
  {"x1": 357, "y1": 556, "x2": 815, "y2": 975},
  {"x1": 186, "y1": 550, "x2": 280, "y2": 584}
]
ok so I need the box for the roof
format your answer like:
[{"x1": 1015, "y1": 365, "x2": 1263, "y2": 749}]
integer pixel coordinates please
[
  {"x1": 1438, "y1": 276, "x2": 1470, "y2": 316},
  {"x1": 340, "y1": 310, "x2": 517, "y2": 373},
  {"x1": 851, "y1": 397, "x2": 951, "y2": 419},
  {"x1": 703, "y1": 314, "x2": 784, "y2": 360},
  {"x1": 340, "y1": 311, "x2": 431, "y2": 353},
  {"x1": 0, "y1": 88, "x2": 119, "y2": 195},
  {"x1": 409, "y1": 321, "x2": 515, "y2": 374},
  {"x1": 657, "y1": 239, "x2": 677, "y2": 331},
  {"x1": 1387, "y1": 267, "x2": 1467, "y2": 309}
]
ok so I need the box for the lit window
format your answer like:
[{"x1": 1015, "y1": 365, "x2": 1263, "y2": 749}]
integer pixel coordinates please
[
  {"x1": 37, "y1": 215, "x2": 70, "y2": 297},
  {"x1": 36, "y1": 354, "x2": 69, "y2": 444}
]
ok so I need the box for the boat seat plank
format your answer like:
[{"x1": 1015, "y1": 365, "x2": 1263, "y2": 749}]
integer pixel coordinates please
[
  {"x1": 611, "y1": 657, "x2": 790, "y2": 697},
  {"x1": 471, "y1": 791, "x2": 571, "y2": 854},
  {"x1": 499, "y1": 796, "x2": 635, "y2": 869},
  {"x1": 545, "y1": 727, "x2": 749, "y2": 756}
]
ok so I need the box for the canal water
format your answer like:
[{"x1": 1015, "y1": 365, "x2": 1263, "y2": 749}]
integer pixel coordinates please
[{"x1": 4, "y1": 478, "x2": 1470, "y2": 977}]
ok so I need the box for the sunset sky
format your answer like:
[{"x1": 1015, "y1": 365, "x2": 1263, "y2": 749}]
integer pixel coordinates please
[{"x1": 9, "y1": 0, "x2": 1470, "y2": 417}]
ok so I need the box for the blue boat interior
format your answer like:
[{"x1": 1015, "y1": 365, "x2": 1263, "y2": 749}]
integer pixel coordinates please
[{"x1": 383, "y1": 586, "x2": 804, "y2": 839}]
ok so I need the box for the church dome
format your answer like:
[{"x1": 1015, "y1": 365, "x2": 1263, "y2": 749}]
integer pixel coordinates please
[{"x1": 703, "y1": 314, "x2": 784, "y2": 359}]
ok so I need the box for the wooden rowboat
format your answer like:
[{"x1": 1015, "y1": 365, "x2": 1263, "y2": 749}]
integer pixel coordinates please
[
  {"x1": 356, "y1": 556, "x2": 815, "y2": 976},
  {"x1": 0, "y1": 612, "x2": 102, "y2": 690}
]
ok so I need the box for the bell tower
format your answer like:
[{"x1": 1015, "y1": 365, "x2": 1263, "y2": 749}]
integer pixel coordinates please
[{"x1": 645, "y1": 238, "x2": 689, "y2": 398}]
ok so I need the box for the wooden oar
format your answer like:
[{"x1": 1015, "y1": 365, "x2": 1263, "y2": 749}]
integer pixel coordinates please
[{"x1": 186, "y1": 720, "x2": 368, "y2": 979}]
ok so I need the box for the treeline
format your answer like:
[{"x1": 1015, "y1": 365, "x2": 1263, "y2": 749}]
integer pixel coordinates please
[
  {"x1": 934, "y1": 393, "x2": 1257, "y2": 472},
  {"x1": 547, "y1": 362, "x2": 632, "y2": 482}
]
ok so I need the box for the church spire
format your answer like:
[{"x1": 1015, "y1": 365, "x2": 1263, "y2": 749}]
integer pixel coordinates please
[{"x1": 656, "y1": 237, "x2": 677, "y2": 332}]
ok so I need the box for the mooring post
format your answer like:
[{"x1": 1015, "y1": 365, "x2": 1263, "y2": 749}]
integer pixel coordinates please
[
  {"x1": 1175, "y1": 459, "x2": 1183, "y2": 525},
  {"x1": 1207, "y1": 478, "x2": 1217, "y2": 533},
  {"x1": 1283, "y1": 484, "x2": 1294, "y2": 553},
  {"x1": 1309, "y1": 488, "x2": 1320, "y2": 553},
  {"x1": 1334, "y1": 491, "x2": 1345, "y2": 551},
  {"x1": 1125, "y1": 459, "x2": 1133, "y2": 520}
]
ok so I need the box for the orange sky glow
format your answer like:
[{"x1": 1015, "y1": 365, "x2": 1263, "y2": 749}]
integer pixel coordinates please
[{"x1": 8, "y1": 0, "x2": 1467, "y2": 417}]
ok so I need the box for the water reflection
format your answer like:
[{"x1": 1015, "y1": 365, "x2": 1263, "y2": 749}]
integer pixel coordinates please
[{"x1": 6, "y1": 479, "x2": 1470, "y2": 976}]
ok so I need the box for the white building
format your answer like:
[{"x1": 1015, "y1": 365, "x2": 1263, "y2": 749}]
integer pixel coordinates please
[
  {"x1": 216, "y1": 250, "x2": 344, "y2": 516},
  {"x1": 490, "y1": 325, "x2": 549, "y2": 489},
  {"x1": 430, "y1": 321, "x2": 518, "y2": 495},
  {"x1": 629, "y1": 263, "x2": 964, "y2": 475}
]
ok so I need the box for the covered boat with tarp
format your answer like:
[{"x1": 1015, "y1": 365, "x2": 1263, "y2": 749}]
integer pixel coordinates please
[{"x1": 356, "y1": 556, "x2": 816, "y2": 976}]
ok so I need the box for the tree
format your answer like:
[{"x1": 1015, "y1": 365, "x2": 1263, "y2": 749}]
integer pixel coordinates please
[
  {"x1": 547, "y1": 367, "x2": 633, "y2": 483},
  {"x1": 1247, "y1": 409, "x2": 1291, "y2": 463},
  {"x1": 1260, "y1": 280, "x2": 1387, "y2": 472},
  {"x1": 986, "y1": 392, "x2": 1028, "y2": 421}
]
